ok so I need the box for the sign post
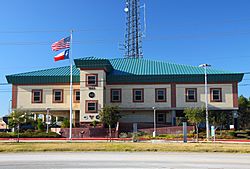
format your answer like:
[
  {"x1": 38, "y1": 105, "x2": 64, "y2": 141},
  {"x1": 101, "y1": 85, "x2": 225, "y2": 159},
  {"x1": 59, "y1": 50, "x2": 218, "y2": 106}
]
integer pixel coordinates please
[
  {"x1": 211, "y1": 126, "x2": 215, "y2": 142},
  {"x1": 183, "y1": 122, "x2": 187, "y2": 143}
]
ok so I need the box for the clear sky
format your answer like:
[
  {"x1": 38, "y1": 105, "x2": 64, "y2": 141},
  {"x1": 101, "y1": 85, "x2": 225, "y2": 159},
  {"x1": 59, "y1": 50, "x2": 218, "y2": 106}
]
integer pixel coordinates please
[{"x1": 0, "y1": 0, "x2": 250, "y2": 116}]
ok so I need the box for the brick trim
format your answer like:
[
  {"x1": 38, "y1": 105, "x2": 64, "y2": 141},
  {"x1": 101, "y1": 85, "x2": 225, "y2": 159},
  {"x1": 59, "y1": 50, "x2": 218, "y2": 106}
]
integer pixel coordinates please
[
  {"x1": 53, "y1": 89, "x2": 64, "y2": 103},
  {"x1": 210, "y1": 88, "x2": 222, "y2": 102},
  {"x1": 74, "y1": 89, "x2": 80, "y2": 103},
  {"x1": 12, "y1": 85, "x2": 18, "y2": 109},
  {"x1": 85, "y1": 100, "x2": 98, "y2": 113},
  {"x1": 232, "y1": 82, "x2": 238, "y2": 107},
  {"x1": 31, "y1": 89, "x2": 43, "y2": 104},
  {"x1": 185, "y1": 88, "x2": 197, "y2": 102},
  {"x1": 86, "y1": 74, "x2": 98, "y2": 87},
  {"x1": 171, "y1": 83, "x2": 176, "y2": 108},
  {"x1": 132, "y1": 88, "x2": 144, "y2": 103},
  {"x1": 155, "y1": 88, "x2": 167, "y2": 102},
  {"x1": 110, "y1": 89, "x2": 122, "y2": 103}
]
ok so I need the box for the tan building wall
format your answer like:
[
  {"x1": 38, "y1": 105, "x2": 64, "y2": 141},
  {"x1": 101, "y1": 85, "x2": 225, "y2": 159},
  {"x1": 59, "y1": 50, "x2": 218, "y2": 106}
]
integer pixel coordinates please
[
  {"x1": 16, "y1": 85, "x2": 80, "y2": 111},
  {"x1": 176, "y1": 84, "x2": 235, "y2": 109},
  {"x1": 13, "y1": 81, "x2": 237, "y2": 123},
  {"x1": 119, "y1": 111, "x2": 172, "y2": 123},
  {"x1": 80, "y1": 70, "x2": 106, "y2": 122},
  {"x1": 106, "y1": 84, "x2": 171, "y2": 109}
]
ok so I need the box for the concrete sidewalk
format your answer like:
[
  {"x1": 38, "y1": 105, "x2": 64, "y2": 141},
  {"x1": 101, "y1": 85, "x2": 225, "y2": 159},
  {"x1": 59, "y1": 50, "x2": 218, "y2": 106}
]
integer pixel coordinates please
[{"x1": 0, "y1": 137, "x2": 249, "y2": 143}]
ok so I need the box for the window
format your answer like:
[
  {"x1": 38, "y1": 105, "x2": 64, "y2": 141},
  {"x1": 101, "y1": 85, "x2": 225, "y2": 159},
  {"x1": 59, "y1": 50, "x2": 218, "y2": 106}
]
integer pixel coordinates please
[
  {"x1": 133, "y1": 89, "x2": 144, "y2": 102},
  {"x1": 157, "y1": 113, "x2": 166, "y2": 124},
  {"x1": 86, "y1": 100, "x2": 98, "y2": 113},
  {"x1": 111, "y1": 89, "x2": 122, "y2": 102},
  {"x1": 86, "y1": 74, "x2": 98, "y2": 86},
  {"x1": 185, "y1": 88, "x2": 197, "y2": 102},
  {"x1": 32, "y1": 89, "x2": 42, "y2": 103},
  {"x1": 74, "y1": 89, "x2": 80, "y2": 103},
  {"x1": 211, "y1": 88, "x2": 222, "y2": 102},
  {"x1": 53, "y1": 89, "x2": 63, "y2": 103},
  {"x1": 155, "y1": 88, "x2": 166, "y2": 102}
]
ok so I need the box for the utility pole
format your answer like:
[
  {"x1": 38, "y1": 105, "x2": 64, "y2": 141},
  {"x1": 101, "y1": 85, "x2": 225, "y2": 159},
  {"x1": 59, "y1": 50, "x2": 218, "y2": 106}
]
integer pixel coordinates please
[{"x1": 124, "y1": 0, "x2": 143, "y2": 58}]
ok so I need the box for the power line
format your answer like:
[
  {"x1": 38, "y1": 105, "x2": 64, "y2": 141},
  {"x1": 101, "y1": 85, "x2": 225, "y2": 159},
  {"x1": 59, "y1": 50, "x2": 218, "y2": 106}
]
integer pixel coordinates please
[
  {"x1": 0, "y1": 28, "x2": 117, "y2": 34},
  {"x1": 2, "y1": 28, "x2": 250, "y2": 46},
  {"x1": 0, "y1": 17, "x2": 250, "y2": 35}
]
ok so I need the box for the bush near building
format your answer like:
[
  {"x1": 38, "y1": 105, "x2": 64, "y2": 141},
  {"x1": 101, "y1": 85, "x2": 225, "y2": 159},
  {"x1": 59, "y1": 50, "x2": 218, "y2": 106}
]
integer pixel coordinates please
[{"x1": 0, "y1": 131, "x2": 61, "y2": 138}]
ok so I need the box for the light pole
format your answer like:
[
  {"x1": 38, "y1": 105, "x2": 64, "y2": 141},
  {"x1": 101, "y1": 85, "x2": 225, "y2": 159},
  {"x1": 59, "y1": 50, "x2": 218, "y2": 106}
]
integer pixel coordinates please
[
  {"x1": 199, "y1": 63, "x2": 211, "y2": 140},
  {"x1": 46, "y1": 108, "x2": 50, "y2": 134},
  {"x1": 152, "y1": 107, "x2": 156, "y2": 137},
  {"x1": 8, "y1": 99, "x2": 12, "y2": 114}
]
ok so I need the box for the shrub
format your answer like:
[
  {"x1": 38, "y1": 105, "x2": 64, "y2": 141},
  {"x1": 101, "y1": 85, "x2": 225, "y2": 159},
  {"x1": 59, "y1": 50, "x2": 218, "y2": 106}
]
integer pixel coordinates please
[
  {"x1": 61, "y1": 118, "x2": 70, "y2": 128},
  {"x1": 227, "y1": 131, "x2": 236, "y2": 137},
  {"x1": 92, "y1": 120, "x2": 99, "y2": 128},
  {"x1": 119, "y1": 132, "x2": 128, "y2": 138},
  {"x1": 0, "y1": 132, "x2": 16, "y2": 138},
  {"x1": 37, "y1": 119, "x2": 45, "y2": 131},
  {"x1": 0, "y1": 131, "x2": 61, "y2": 138}
]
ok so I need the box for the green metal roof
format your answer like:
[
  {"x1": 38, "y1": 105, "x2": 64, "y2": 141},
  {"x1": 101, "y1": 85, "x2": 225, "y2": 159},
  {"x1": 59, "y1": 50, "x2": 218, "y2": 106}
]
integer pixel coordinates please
[
  {"x1": 6, "y1": 57, "x2": 244, "y2": 84},
  {"x1": 6, "y1": 66, "x2": 80, "y2": 84},
  {"x1": 74, "y1": 56, "x2": 113, "y2": 72},
  {"x1": 109, "y1": 58, "x2": 236, "y2": 75}
]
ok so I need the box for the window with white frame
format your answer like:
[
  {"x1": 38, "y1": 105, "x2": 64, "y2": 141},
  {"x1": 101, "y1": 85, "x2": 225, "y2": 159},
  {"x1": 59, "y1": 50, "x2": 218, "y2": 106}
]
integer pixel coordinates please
[
  {"x1": 86, "y1": 74, "x2": 98, "y2": 86},
  {"x1": 211, "y1": 88, "x2": 222, "y2": 102},
  {"x1": 111, "y1": 89, "x2": 121, "y2": 102},
  {"x1": 186, "y1": 88, "x2": 197, "y2": 102},
  {"x1": 133, "y1": 89, "x2": 144, "y2": 102},
  {"x1": 32, "y1": 89, "x2": 42, "y2": 103},
  {"x1": 86, "y1": 100, "x2": 98, "y2": 113},
  {"x1": 53, "y1": 89, "x2": 63, "y2": 103},
  {"x1": 155, "y1": 88, "x2": 166, "y2": 102},
  {"x1": 74, "y1": 89, "x2": 80, "y2": 102}
]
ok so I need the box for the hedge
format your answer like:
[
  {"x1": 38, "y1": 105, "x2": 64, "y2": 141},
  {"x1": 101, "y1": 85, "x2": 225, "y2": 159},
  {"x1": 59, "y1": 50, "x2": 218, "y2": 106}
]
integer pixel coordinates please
[{"x1": 0, "y1": 132, "x2": 61, "y2": 138}]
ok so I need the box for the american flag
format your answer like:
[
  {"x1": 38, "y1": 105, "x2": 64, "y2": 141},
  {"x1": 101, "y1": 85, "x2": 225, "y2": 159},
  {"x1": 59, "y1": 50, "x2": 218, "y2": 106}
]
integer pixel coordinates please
[{"x1": 51, "y1": 36, "x2": 71, "y2": 51}]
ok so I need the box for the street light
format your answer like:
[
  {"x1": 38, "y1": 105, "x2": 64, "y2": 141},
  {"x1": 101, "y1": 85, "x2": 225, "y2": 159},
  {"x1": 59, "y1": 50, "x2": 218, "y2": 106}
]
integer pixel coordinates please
[
  {"x1": 8, "y1": 99, "x2": 12, "y2": 114},
  {"x1": 199, "y1": 63, "x2": 211, "y2": 140},
  {"x1": 152, "y1": 107, "x2": 156, "y2": 137},
  {"x1": 46, "y1": 108, "x2": 50, "y2": 134}
]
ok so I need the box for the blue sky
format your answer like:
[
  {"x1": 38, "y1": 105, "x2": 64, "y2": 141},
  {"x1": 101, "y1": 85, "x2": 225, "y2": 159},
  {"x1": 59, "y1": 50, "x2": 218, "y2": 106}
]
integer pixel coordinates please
[{"x1": 0, "y1": 0, "x2": 250, "y2": 116}]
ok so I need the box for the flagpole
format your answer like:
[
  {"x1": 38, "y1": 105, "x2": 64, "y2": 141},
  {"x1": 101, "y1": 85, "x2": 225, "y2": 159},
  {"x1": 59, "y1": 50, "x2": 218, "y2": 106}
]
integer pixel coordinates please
[{"x1": 69, "y1": 30, "x2": 73, "y2": 140}]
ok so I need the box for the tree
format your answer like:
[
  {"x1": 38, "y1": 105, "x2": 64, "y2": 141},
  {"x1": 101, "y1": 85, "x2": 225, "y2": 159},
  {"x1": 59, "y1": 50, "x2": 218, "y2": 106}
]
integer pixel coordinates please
[
  {"x1": 238, "y1": 95, "x2": 250, "y2": 129},
  {"x1": 209, "y1": 111, "x2": 228, "y2": 135},
  {"x1": 184, "y1": 107, "x2": 205, "y2": 141},
  {"x1": 99, "y1": 105, "x2": 121, "y2": 140},
  {"x1": 61, "y1": 118, "x2": 70, "y2": 128},
  {"x1": 8, "y1": 109, "x2": 33, "y2": 142},
  {"x1": 37, "y1": 118, "x2": 45, "y2": 131}
]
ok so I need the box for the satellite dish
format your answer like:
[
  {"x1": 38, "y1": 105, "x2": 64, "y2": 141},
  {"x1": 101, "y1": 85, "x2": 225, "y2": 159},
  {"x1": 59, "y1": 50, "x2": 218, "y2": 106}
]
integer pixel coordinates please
[{"x1": 124, "y1": 7, "x2": 129, "y2": 13}]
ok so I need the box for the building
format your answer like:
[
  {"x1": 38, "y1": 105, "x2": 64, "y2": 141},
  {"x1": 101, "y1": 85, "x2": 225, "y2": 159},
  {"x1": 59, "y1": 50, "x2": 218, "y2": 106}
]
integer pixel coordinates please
[{"x1": 6, "y1": 57, "x2": 244, "y2": 130}]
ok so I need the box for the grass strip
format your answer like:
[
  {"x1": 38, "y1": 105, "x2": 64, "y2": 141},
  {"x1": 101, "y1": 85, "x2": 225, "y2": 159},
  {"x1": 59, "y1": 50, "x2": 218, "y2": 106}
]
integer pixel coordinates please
[{"x1": 0, "y1": 142, "x2": 250, "y2": 153}]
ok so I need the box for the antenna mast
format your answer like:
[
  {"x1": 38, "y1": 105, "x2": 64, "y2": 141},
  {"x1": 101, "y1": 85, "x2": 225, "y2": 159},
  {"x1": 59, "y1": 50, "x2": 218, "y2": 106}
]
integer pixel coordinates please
[{"x1": 124, "y1": 0, "x2": 143, "y2": 58}]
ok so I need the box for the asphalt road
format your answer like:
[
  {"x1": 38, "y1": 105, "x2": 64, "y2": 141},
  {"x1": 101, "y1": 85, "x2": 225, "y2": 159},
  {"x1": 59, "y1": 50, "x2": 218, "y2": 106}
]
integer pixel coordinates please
[{"x1": 0, "y1": 152, "x2": 249, "y2": 169}]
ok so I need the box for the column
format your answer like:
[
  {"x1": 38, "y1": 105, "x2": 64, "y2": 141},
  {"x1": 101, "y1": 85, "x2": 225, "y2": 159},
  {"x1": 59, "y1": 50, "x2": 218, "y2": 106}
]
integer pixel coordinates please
[{"x1": 171, "y1": 110, "x2": 176, "y2": 126}]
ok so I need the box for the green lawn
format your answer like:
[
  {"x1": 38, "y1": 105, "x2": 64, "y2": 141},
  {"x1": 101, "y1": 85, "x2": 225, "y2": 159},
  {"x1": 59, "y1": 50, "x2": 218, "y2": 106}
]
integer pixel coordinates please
[{"x1": 0, "y1": 142, "x2": 249, "y2": 153}]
